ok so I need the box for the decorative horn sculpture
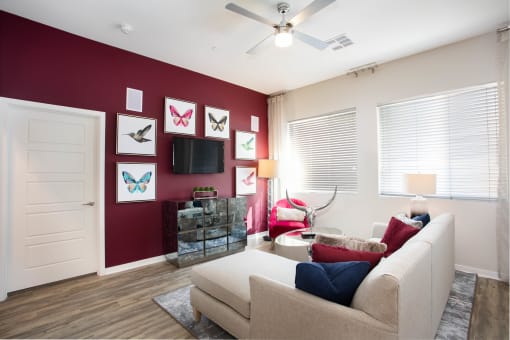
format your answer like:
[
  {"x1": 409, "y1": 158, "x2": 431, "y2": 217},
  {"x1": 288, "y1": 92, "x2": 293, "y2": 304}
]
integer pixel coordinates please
[{"x1": 285, "y1": 186, "x2": 338, "y2": 231}]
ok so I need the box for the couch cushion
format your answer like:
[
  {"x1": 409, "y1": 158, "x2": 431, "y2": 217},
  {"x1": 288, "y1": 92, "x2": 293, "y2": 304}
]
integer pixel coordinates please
[
  {"x1": 381, "y1": 217, "x2": 420, "y2": 256},
  {"x1": 295, "y1": 261, "x2": 370, "y2": 306},
  {"x1": 191, "y1": 249, "x2": 298, "y2": 319},
  {"x1": 311, "y1": 243, "x2": 384, "y2": 269}
]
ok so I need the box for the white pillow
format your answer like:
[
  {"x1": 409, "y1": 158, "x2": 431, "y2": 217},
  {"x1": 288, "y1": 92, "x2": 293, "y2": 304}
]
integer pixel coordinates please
[
  {"x1": 394, "y1": 212, "x2": 423, "y2": 229},
  {"x1": 276, "y1": 207, "x2": 306, "y2": 222}
]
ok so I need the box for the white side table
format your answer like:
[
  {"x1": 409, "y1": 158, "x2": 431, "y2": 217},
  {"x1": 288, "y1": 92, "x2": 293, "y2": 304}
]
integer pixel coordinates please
[{"x1": 274, "y1": 227, "x2": 343, "y2": 262}]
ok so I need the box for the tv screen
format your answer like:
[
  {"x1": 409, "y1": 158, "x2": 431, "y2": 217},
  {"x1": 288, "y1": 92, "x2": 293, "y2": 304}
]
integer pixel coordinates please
[{"x1": 173, "y1": 137, "x2": 224, "y2": 174}]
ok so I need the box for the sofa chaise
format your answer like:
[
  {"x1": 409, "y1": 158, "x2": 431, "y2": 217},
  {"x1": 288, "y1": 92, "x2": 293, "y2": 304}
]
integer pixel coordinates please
[{"x1": 190, "y1": 213, "x2": 455, "y2": 339}]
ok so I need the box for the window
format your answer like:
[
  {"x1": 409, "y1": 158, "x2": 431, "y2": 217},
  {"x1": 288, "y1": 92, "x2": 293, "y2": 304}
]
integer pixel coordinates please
[
  {"x1": 378, "y1": 83, "x2": 499, "y2": 200},
  {"x1": 287, "y1": 109, "x2": 357, "y2": 192}
]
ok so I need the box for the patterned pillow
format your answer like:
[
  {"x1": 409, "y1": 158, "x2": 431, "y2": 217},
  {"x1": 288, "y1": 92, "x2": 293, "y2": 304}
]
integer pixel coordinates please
[
  {"x1": 394, "y1": 212, "x2": 423, "y2": 229},
  {"x1": 315, "y1": 234, "x2": 387, "y2": 253},
  {"x1": 276, "y1": 207, "x2": 306, "y2": 221}
]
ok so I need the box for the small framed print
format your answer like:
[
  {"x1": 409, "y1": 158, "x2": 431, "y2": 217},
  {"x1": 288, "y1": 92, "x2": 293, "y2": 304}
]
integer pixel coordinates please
[
  {"x1": 235, "y1": 130, "x2": 256, "y2": 160},
  {"x1": 117, "y1": 162, "x2": 156, "y2": 203},
  {"x1": 236, "y1": 166, "x2": 257, "y2": 196},
  {"x1": 116, "y1": 113, "x2": 156, "y2": 156},
  {"x1": 164, "y1": 97, "x2": 196, "y2": 135},
  {"x1": 205, "y1": 106, "x2": 230, "y2": 139}
]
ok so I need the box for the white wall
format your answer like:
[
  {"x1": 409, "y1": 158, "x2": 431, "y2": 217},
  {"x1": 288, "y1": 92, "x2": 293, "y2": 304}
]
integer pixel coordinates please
[{"x1": 283, "y1": 32, "x2": 502, "y2": 278}]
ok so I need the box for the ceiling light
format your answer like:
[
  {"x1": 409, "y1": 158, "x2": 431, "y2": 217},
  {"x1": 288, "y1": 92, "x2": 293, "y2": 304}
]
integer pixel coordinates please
[
  {"x1": 274, "y1": 27, "x2": 292, "y2": 48},
  {"x1": 120, "y1": 23, "x2": 133, "y2": 35}
]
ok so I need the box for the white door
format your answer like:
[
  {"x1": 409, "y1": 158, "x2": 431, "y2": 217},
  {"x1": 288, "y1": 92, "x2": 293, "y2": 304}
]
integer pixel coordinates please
[{"x1": 5, "y1": 100, "x2": 99, "y2": 292}]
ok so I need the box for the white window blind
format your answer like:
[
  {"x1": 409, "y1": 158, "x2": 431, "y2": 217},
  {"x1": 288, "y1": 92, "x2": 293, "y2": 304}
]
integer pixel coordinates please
[
  {"x1": 378, "y1": 83, "x2": 499, "y2": 200},
  {"x1": 288, "y1": 109, "x2": 357, "y2": 192}
]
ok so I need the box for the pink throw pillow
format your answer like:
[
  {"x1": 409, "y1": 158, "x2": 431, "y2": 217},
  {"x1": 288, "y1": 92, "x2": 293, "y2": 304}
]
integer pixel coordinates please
[
  {"x1": 311, "y1": 243, "x2": 384, "y2": 269},
  {"x1": 381, "y1": 217, "x2": 420, "y2": 257}
]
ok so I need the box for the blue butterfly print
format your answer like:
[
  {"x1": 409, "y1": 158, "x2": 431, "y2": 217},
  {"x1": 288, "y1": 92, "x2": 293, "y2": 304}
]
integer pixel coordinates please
[{"x1": 122, "y1": 171, "x2": 152, "y2": 193}]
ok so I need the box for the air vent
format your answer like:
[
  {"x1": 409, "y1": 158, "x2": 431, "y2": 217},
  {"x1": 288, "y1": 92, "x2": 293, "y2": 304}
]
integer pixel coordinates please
[{"x1": 326, "y1": 34, "x2": 353, "y2": 51}]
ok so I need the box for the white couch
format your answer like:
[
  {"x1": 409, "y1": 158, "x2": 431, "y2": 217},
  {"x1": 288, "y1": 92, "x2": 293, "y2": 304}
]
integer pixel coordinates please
[{"x1": 190, "y1": 213, "x2": 455, "y2": 339}]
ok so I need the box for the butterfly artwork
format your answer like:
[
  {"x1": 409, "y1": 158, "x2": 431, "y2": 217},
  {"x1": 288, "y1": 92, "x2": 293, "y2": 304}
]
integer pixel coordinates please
[
  {"x1": 235, "y1": 131, "x2": 256, "y2": 160},
  {"x1": 205, "y1": 106, "x2": 230, "y2": 139},
  {"x1": 208, "y1": 113, "x2": 228, "y2": 132},
  {"x1": 117, "y1": 114, "x2": 157, "y2": 156},
  {"x1": 164, "y1": 97, "x2": 196, "y2": 135},
  {"x1": 122, "y1": 171, "x2": 152, "y2": 193},
  {"x1": 117, "y1": 163, "x2": 157, "y2": 203},
  {"x1": 236, "y1": 167, "x2": 257, "y2": 195},
  {"x1": 170, "y1": 105, "x2": 193, "y2": 127}
]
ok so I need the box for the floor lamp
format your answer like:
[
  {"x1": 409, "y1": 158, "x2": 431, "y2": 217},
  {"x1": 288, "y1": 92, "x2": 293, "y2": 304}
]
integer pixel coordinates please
[
  {"x1": 258, "y1": 159, "x2": 278, "y2": 241},
  {"x1": 405, "y1": 173, "x2": 436, "y2": 217}
]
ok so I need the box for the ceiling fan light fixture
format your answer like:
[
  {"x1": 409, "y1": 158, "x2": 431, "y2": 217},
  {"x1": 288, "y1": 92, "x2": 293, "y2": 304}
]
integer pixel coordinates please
[{"x1": 275, "y1": 27, "x2": 293, "y2": 48}]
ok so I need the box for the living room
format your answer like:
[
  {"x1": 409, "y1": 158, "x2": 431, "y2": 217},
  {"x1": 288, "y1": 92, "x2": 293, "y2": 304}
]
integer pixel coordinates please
[{"x1": 0, "y1": 0, "x2": 509, "y2": 339}]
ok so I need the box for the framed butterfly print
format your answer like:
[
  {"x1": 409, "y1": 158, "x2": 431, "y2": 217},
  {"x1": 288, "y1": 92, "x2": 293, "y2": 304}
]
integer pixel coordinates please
[
  {"x1": 236, "y1": 166, "x2": 257, "y2": 196},
  {"x1": 164, "y1": 97, "x2": 196, "y2": 135},
  {"x1": 116, "y1": 113, "x2": 157, "y2": 156},
  {"x1": 116, "y1": 162, "x2": 157, "y2": 203},
  {"x1": 205, "y1": 106, "x2": 230, "y2": 139},
  {"x1": 235, "y1": 130, "x2": 256, "y2": 160}
]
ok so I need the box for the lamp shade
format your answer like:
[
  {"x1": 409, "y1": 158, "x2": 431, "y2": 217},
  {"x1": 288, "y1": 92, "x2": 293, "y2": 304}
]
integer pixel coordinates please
[
  {"x1": 258, "y1": 159, "x2": 278, "y2": 179},
  {"x1": 405, "y1": 173, "x2": 436, "y2": 195}
]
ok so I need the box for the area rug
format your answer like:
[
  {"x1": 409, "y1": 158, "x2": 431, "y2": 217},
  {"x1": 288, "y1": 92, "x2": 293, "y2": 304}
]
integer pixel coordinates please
[{"x1": 154, "y1": 270, "x2": 476, "y2": 340}]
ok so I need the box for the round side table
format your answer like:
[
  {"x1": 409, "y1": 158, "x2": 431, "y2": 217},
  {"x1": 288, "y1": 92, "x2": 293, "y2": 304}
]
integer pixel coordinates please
[{"x1": 274, "y1": 227, "x2": 342, "y2": 262}]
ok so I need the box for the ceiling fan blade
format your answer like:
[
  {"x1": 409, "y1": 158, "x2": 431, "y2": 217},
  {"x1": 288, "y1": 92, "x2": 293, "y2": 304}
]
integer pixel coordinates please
[
  {"x1": 246, "y1": 33, "x2": 274, "y2": 55},
  {"x1": 293, "y1": 30, "x2": 329, "y2": 50},
  {"x1": 225, "y1": 3, "x2": 275, "y2": 27},
  {"x1": 289, "y1": 0, "x2": 336, "y2": 27}
]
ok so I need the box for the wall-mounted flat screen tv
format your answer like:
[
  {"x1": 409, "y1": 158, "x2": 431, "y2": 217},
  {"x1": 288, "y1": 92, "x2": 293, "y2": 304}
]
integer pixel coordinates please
[{"x1": 172, "y1": 137, "x2": 224, "y2": 174}]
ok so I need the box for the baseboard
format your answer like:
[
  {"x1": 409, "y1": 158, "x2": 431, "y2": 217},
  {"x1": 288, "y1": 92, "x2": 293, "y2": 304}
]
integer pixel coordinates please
[
  {"x1": 248, "y1": 231, "x2": 268, "y2": 240},
  {"x1": 455, "y1": 264, "x2": 501, "y2": 281},
  {"x1": 99, "y1": 233, "x2": 269, "y2": 276},
  {"x1": 100, "y1": 254, "x2": 169, "y2": 276}
]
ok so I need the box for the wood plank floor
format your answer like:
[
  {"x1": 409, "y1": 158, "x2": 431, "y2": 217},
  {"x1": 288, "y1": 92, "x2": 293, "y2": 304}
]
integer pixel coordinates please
[
  {"x1": 469, "y1": 277, "x2": 509, "y2": 340},
  {"x1": 0, "y1": 246, "x2": 508, "y2": 339}
]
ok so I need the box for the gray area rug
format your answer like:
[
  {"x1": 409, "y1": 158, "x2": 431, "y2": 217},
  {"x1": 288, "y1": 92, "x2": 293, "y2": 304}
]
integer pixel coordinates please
[{"x1": 154, "y1": 270, "x2": 476, "y2": 340}]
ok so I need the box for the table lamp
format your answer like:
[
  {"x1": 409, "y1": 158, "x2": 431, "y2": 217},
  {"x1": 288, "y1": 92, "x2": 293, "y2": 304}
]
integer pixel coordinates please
[
  {"x1": 405, "y1": 173, "x2": 436, "y2": 217},
  {"x1": 258, "y1": 159, "x2": 278, "y2": 241}
]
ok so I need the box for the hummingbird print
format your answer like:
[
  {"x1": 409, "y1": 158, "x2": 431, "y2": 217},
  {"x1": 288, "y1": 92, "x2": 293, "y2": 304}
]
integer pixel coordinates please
[{"x1": 125, "y1": 124, "x2": 152, "y2": 143}]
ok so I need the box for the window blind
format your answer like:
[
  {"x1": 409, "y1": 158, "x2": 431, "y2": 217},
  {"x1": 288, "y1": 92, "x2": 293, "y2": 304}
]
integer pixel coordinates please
[
  {"x1": 288, "y1": 109, "x2": 357, "y2": 192},
  {"x1": 378, "y1": 83, "x2": 499, "y2": 200}
]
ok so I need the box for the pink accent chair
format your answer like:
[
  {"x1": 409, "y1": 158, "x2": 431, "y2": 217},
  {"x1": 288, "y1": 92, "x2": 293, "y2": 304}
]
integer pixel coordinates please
[{"x1": 268, "y1": 198, "x2": 310, "y2": 239}]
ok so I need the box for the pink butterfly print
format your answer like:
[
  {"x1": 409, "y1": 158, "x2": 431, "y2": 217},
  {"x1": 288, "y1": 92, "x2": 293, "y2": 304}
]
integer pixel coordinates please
[
  {"x1": 242, "y1": 171, "x2": 255, "y2": 185},
  {"x1": 170, "y1": 105, "x2": 193, "y2": 127}
]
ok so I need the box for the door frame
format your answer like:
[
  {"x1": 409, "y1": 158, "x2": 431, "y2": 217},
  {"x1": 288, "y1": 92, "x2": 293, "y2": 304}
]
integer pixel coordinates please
[{"x1": 0, "y1": 97, "x2": 106, "y2": 301}]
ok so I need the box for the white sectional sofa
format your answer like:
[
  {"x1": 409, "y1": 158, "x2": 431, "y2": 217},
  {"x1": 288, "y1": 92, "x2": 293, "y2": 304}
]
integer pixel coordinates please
[{"x1": 190, "y1": 213, "x2": 455, "y2": 339}]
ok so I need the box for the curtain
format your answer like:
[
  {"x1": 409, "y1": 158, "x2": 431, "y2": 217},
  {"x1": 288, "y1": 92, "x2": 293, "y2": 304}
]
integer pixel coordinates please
[
  {"x1": 496, "y1": 27, "x2": 509, "y2": 282},
  {"x1": 267, "y1": 94, "x2": 287, "y2": 201}
]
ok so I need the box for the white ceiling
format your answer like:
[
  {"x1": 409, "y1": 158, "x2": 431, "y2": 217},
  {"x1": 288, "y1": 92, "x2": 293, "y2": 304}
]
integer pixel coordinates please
[{"x1": 1, "y1": 0, "x2": 508, "y2": 94}]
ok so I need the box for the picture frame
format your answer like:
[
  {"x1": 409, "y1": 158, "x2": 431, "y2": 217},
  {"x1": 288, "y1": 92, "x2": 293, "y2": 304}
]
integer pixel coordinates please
[
  {"x1": 235, "y1": 130, "x2": 256, "y2": 160},
  {"x1": 116, "y1": 113, "x2": 157, "y2": 156},
  {"x1": 236, "y1": 166, "x2": 257, "y2": 196},
  {"x1": 164, "y1": 97, "x2": 197, "y2": 135},
  {"x1": 205, "y1": 105, "x2": 230, "y2": 139},
  {"x1": 116, "y1": 162, "x2": 157, "y2": 203}
]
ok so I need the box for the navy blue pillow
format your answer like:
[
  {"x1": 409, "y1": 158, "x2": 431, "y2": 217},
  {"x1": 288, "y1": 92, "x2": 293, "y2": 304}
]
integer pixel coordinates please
[
  {"x1": 295, "y1": 261, "x2": 370, "y2": 306},
  {"x1": 412, "y1": 213, "x2": 430, "y2": 227}
]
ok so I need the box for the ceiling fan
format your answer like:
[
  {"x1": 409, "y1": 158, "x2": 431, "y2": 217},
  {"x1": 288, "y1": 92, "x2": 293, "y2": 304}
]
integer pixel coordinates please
[{"x1": 225, "y1": 0, "x2": 335, "y2": 54}]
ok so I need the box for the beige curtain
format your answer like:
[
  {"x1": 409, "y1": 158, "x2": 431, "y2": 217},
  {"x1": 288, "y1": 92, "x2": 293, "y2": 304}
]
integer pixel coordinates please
[
  {"x1": 496, "y1": 27, "x2": 509, "y2": 282},
  {"x1": 267, "y1": 94, "x2": 288, "y2": 201}
]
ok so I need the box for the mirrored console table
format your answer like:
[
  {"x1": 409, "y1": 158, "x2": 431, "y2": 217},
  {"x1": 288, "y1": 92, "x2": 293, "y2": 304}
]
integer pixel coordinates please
[{"x1": 163, "y1": 197, "x2": 247, "y2": 267}]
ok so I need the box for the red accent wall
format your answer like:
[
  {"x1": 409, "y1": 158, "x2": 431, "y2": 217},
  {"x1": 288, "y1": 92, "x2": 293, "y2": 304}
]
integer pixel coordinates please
[{"x1": 0, "y1": 11, "x2": 269, "y2": 267}]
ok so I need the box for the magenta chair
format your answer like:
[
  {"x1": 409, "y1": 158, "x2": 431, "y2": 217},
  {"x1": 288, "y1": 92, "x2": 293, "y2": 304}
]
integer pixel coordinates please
[{"x1": 268, "y1": 198, "x2": 310, "y2": 240}]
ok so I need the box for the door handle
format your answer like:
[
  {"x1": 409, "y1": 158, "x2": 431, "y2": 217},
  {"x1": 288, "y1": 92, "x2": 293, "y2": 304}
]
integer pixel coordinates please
[{"x1": 83, "y1": 201, "x2": 95, "y2": 206}]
